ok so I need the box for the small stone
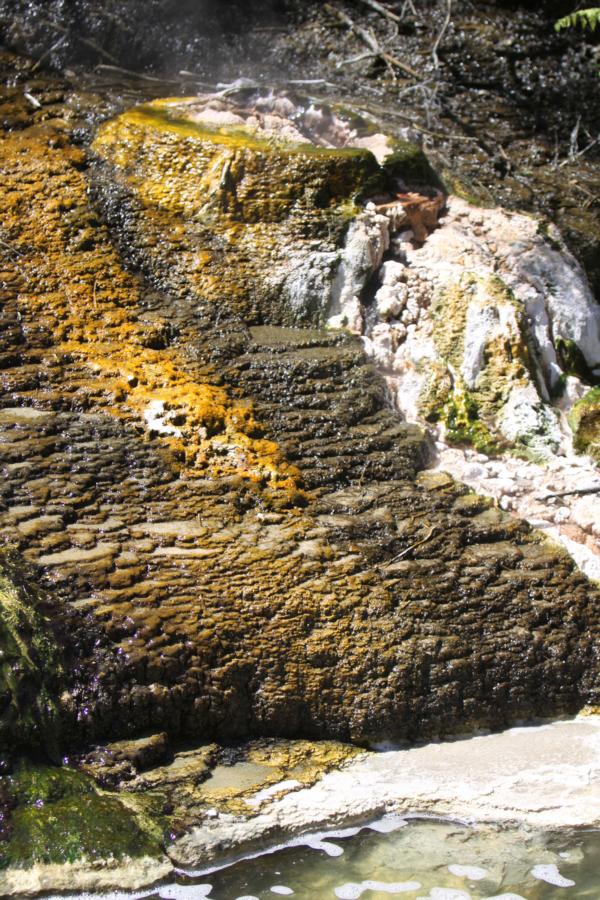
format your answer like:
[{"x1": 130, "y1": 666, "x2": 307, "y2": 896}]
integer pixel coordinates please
[
  {"x1": 463, "y1": 464, "x2": 487, "y2": 479},
  {"x1": 554, "y1": 506, "x2": 570, "y2": 523}
]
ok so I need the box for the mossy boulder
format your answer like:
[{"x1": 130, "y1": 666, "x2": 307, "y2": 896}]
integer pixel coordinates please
[
  {"x1": 569, "y1": 387, "x2": 600, "y2": 463},
  {"x1": 0, "y1": 761, "x2": 166, "y2": 869}
]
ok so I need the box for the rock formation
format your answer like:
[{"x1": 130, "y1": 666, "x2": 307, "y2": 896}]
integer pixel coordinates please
[{"x1": 0, "y1": 63, "x2": 599, "y2": 888}]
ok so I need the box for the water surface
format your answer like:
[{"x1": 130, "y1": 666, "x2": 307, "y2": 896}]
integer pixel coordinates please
[{"x1": 140, "y1": 817, "x2": 600, "y2": 900}]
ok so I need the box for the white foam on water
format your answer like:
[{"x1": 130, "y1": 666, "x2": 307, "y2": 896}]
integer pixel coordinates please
[
  {"x1": 324, "y1": 826, "x2": 363, "y2": 839},
  {"x1": 418, "y1": 890, "x2": 472, "y2": 900},
  {"x1": 159, "y1": 886, "x2": 213, "y2": 899},
  {"x1": 368, "y1": 815, "x2": 408, "y2": 833},
  {"x1": 334, "y1": 881, "x2": 421, "y2": 898},
  {"x1": 335, "y1": 886, "x2": 364, "y2": 900},
  {"x1": 448, "y1": 864, "x2": 488, "y2": 880},
  {"x1": 270, "y1": 887, "x2": 294, "y2": 896},
  {"x1": 305, "y1": 838, "x2": 344, "y2": 856},
  {"x1": 531, "y1": 863, "x2": 576, "y2": 887},
  {"x1": 43, "y1": 892, "x2": 156, "y2": 900},
  {"x1": 235, "y1": 896, "x2": 260, "y2": 900},
  {"x1": 486, "y1": 894, "x2": 527, "y2": 899}
]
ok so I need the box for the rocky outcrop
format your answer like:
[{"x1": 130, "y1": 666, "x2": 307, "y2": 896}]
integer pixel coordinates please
[{"x1": 0, "y1": 75, "x2": 599, "y2": 771}]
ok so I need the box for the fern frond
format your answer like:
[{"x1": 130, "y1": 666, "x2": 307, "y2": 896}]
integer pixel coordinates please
[{"x1": 555, "y1": 7, "x2": 600, "y2": 32}]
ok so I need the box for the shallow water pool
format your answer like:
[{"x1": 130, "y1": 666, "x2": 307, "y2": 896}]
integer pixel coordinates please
[{"x1": 143, "y1": 816, "x2": 600, "y2": 900}]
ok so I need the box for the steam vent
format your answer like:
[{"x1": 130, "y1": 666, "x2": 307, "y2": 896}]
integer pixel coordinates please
[{"x1": 0, "y1": 72, "x2": 599, "y2": 892}]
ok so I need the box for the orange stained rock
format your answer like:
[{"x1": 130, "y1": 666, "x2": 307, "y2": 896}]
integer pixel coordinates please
[
  {"x1": 376, "y1": 190, "x2": 446, "y2": 244},
  {"x1": 0, "y1": 123, "x2": 300, "y2": 493}
]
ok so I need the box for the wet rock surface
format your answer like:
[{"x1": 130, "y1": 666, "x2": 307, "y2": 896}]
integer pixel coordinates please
[
  {"x1": 0, "y1": 59, "x2": 598, "y2": 768},
  {"x1": 0, "y1": 13, "x2": 599, "y2": 888},
  {"x1": 170, "y1": 715, "x2": 600, "y2": 873}
]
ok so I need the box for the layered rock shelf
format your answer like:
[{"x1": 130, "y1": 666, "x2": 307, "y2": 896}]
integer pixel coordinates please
[{"x1": 0, "y1": 59, "x2": 598, "y2": 891}]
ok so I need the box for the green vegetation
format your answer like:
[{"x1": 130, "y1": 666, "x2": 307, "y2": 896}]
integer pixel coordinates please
[
  {"x1": 555, "y1": 8, "x2": 600, "y2": 32},
  {"x1": 441, "y1": 387, "x2": 501, "y2": 456},
  {"x1": 568, "y1": 386, "x2": 600, "y2": 462},
  {"x1": 0, "y1": 761, "x2": 168, "y2": 869},
  {"x1": 556, "y1": 337, "x2": 596, "y2": 383},
  {"x1": 0, "y1": 553, "x2": 63, "y2": 764}
]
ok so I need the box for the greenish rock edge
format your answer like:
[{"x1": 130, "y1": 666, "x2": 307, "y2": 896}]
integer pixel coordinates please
[
  {"x1": 569, "y1": 387, "x2": 600, "y2": 462},
  {"x1": 0, "y1": 761, "x2": 167, "y2": 870},
  {"x1": 0, "y1": 552, "x2": 63, "y2": 764}
]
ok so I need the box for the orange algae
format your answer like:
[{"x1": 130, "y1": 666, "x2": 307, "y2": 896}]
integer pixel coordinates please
[
  {"x1": 0, "y1": 122, "x2": 299, "y2": 492},
  {"x1": 91, "y1": 100, "x2": 379, "y2": 327}
]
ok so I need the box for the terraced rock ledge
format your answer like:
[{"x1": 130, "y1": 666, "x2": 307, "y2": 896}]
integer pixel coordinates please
[{"x1": 0, "y1": 66, "x2": 598, "y2": 893}]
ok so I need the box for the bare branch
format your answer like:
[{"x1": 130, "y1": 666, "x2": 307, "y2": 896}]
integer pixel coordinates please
[
  {"x1": 336, "y1": 51, "x2": 378, "y2": 68},
  {"x1": 384, "y1": 526, "x2": 437, "y2": 566},
  {"x1": 537, "y1": 486, "x2": 600, "y2": 501},
  {"x1": 432, "y1": 0, "x2": 452, "y2": 69},
  {"x1": 95, "y1": 64, "x2": 173, "y2": 83},
  {"x1": 39, "y1": 17, "x2": 120, "y2": 64},
  {"x1": 31, "y1": 35, "x2": 67, "y2": 72},
  {"x1": 324, "y1": 3, "x2": 421, "y2": 80},
  {"x1": 352, "y1": 0, "x2": 403, "y2": 25}
]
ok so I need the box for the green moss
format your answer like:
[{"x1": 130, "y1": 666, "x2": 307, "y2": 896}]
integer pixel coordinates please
[
  {"x1": 536, "y1": 218, "x2": 562, "y2": 252},
  {"x1": 431, "y1": 274, "x2": 477, "y2": 367},
  {"x1": 568, "y1": 386, "x2": 600, "y2": 462},
  {"x1": 419, "y1": 361, "x2": 453, "y2": 423},
  {"x1": 9, "y1": 761, "x2": 93, "y2": 807},
  {"x1": 556, "y1": 337, "x2": 597, "y2": 383},
  {"x1": 439, "y1": 170, "x2": 494, "y2": 207},
  {"x1": 383, "y1": 139, "x2": 445, "y2": 192},
  {"x1": 0, "y1": 552, "x2": 63, "y2": 762},
  {"x1": 441, "y1": 388, "x2": 502, "y2": 456},
  {"x1": 1, "y1": 761, "x2": 167, "y2": 869}
]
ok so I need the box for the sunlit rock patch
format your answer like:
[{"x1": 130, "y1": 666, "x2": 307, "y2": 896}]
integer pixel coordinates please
[{"x1": 0, "y1": 120, "x2": 297, "y2": 492}]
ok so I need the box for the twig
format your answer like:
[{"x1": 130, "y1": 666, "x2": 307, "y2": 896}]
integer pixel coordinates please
[
  {"x1": 324, "y1": 3, "x2": 421, "y2": 81},
  {"x1": 31, "y1": 34, "x2": 67, "y2": 72},
  {"x1": 23, "y1": 92, "x2": 42, "y2": 109},
  {"x1": 349, "y1": 100, "x2": 476, "y2": 142},
  {"x1": 177, "y1": 69, "x2": 215, "y2": 90},
  {"x1": 96, "y1": 64, "x2": 180, "y2": 83},
  {"x1": 384, "y1": 525, "x2": 437, "y2": 566},
  {"x1": 287, "y1": 79, "x2": 337, "y2": 86},
  {"x1": 352, "y1": 0, "x2": 403, "y2": 24},
  {"x1": 537, "y1": 486, "x2": 600, "y2": 501},
  {"x1": 0, "y1": 237, "x2": 24, "y2": 258},
  {"x1": 39, "y1": 18, "x2": 119, "y2": 64},
  {"x1": 567, "y1": 114, "x2": 582, "y2": 160},
  {"x1": 336, "y1": 51, "x2": 378, "y2": 68},
  {"x1": 432, "y1": 0, "x2": 452, "y2": 69},
  {"x1": 559, "y1": 135, "x2": 599, "y2": 167}
]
